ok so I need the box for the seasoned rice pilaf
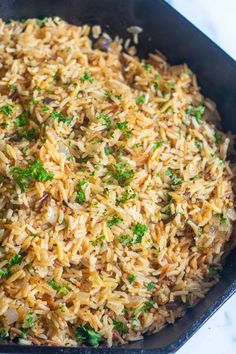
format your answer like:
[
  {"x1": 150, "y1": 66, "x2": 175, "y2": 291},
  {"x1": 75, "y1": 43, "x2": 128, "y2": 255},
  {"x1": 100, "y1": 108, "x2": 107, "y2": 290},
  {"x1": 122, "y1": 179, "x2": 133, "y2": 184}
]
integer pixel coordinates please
[{"x1": 0, "y1": 17, "x2": 235, "y2": 347}]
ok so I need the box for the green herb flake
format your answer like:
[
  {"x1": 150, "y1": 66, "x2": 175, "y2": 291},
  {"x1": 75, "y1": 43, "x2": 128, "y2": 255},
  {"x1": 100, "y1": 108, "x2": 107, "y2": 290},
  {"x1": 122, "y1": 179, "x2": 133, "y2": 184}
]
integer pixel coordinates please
[
  {"x1": 19, "y1": 328, "x2": 28, "y2": 338},
  {"x1": 143, "y1": 63, "x2": 152, "y2": 73},
  {"x1": 104, "y1": 90, "x2": 112, "y2": 99},
  {"x1": 80, "y1": 71, "x2": 94, "y2": 84},
  {"x1": 50, "y1": 111, "x2": 71, "y2": 125},
  {"x1": 135, "y1": 94, "x2": 145, "y2": 105},
  {"x1": 26, "y1": 312, "x2": 35, "y2": 328},
  {"x1": 76, "y1": 190, "x2": 86, "y2": 204},
  {"x1": 113, "y1": 320, "x2": 128, "y2": 334},
  {"x1": 131, "y1": 318, "x2": 139, "y2": 329},
  {"x1": 153, "y1": 82, "x2": 158, "y2": 90},
  {"x1": 118, "y1": 189, "x2": 136, "y2": 204},
  {"x1": 103, "y1": 187, "x2": 109, "y2": 195},
  {"x1": 154, "y1": 140, "x2": 163, "y2": 150},
  {"x1": 118, "y1": 234, "x2": 128, "y2": 244},
  {"x1": 10, "y1": 159, "x2": 54, "y2": 190},
  {"x1": 10, "y1": 83, "x2": 16, "y2": 90},
  {"x1": 186, "y1": 105, "x2": 205, "y2": 124},
  {"x1": 20, "y1": 127, "x2": 38, "y2": 141},
  {"x1": 172, "y1": 176, "x2": 182, "y2": 185},
  {"x1": 105, "y1": 146, "x2": 112, "y2": 155},
  {"x1": 1, "y1": 121, "x2": 8, "y2": 127},
  {"x1": 133, "y1": 308, "x2": 139, "y2": 317},
  {"x1": 165, "y1": 167, "x2": 172, "y2": 177},
  {"x1": 220, "y1": 215, "x2": 227, "y2": 225},
  {"x1": 8, "y1": 253, "x2": 23, "y2": 268},
  {"x1": 75, "y1": 325, "x2": 102, "y2": 347},
  {"x1": 0, "y1": 329, "x2": 8, "y2": 341},
  {"x1": 128, "y1": 274, "x2": 136, "y2": 284},
  {"x1": 107, "y1": 215, "x2": 123, "y2": 227},
  {"x1": 41, "y1": 106, "x2": 50, "y2": 111},
  {"x1": 15, "y1": 112, "x2": 28, "y2": 127},
  {"x1": 96, "y1": 113, "x2": 111, "y2": 127},
  {"x1": 130, "y1": 223, "x2": 148, "y2": 244},
  {"x1": 145, "y1": 282, "x2": 155, "y2": 291},
  {"x1": 0, "y1": 103, "x2": 15, "y2": 116},
  {"x1": 36, "y1": 17, "x2": 48, "y2": 27},
  {"x1": 117, "y1": 121, "x2": 129, "y2": 131},
  {"x1": 214, "y1": 132, "x2": 222, "y2": 145},
  {"x1": 195, "y1": 140, "x2": 201, "y2": 149},
  {"x1": 48, "y1": 280, "x2": 69, "y2": 295},
  {"x1": 0, "y1": 268, "x2": 10, "y2": 279},
  {"x1": 110, "y1": 163, "x2": 134, "y2": 187},
  {"x1": 208, "y1": 267, "x2": 220, "y2": 276},
  {"x1": 92, "y1": 235, "x2": 105, "y2": 247},
  {"x1": 141, "y1": 300, "x2": 155, "y2": 313}
]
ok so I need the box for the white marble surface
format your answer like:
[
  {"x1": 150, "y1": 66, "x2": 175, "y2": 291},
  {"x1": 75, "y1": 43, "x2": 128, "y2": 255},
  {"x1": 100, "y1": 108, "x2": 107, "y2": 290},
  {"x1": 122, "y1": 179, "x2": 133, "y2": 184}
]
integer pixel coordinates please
[{"x1": 165, "y1": 1, "x2": 236, "y2": 353}]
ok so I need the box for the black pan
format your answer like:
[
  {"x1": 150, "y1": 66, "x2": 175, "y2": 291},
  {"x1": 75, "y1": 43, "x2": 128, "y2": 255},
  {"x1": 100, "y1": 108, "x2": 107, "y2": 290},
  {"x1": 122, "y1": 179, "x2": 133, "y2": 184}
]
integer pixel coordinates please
[{"x1": 0, "y1": 1, "x2": 236, "y2": 353}]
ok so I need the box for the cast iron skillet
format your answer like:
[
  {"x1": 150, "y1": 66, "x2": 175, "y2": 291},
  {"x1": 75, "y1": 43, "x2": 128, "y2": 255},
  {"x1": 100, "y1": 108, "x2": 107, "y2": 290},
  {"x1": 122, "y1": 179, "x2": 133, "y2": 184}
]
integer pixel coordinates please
[{"x1": 0, "y1": 1, "x2": 236, "y2": 353}]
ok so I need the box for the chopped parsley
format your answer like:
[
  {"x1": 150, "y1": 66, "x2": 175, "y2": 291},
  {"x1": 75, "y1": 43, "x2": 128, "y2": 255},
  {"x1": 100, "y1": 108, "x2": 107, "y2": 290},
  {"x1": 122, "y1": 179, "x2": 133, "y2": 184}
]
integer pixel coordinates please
[
  {"x1": 0, "y1": 103, "x2": 15, "y2": 116},
  {"x1": 146, "y1": 282, "x2": 155, "y2": 291},
  {"x1": 117, "y1": 121, "x2": 129, "y2": 131},
  {"x1": 153, "y1": 81, "x2": 158, "y2": 90},
  {"x1": 50, "y1": 111, "x2": 71, "y2": 125},
  {"x1": 128, "y1": 274, "x2": 136, "y2": 284},
  {"x1": 113, "y1": 320, "x2": 127, "y2": 334},
  {"x1": 143, "y1": 63, "x2": 152, "y2": 73},
  {"x1": 110, "y1": 163, "x2": 134, "y2": 187},
  {"x1": 76, "y1": 325, "x2": 102, "y2": 347},
  {"x1": 118, "y1": 234, "x2": 128, "y2": 243},
  {"x1": 8, "y1": 253, "x2": 23, "y2": 268},
  {"x1": 103, "y1": 188, "x2": 109, "y2": 195},
  {"x1": 92, "y1": 235, "x2": 105, "y2": 248},
  {"x1": 141, "y1": 300, "x2": 155, "y2": 313},
  {"x1": 26, "y1": 312, "x2": 35, "y2": 328},
  {"x1": 172, "y1": 176, "x2": 182, "y2": 185},
  {"x1": 0, "y1": 268, "x2": 10, "y2": 279},
  {"x1": 10, "y1": 159, "x2": 54, "y2": 190},
  {"x1": 165, "y1": 167, "x2": 172, "y2": 177},
  {"x1": 154, "y1": 140, "x2": 163, "y2": 150},
  {"x1": 135, "y1": 94, "x2": 145, "y2": 105},
  {"x1": 41, "y1": 106, "x2": 50, "y2": 111},
  {"x1": 118, "y1": 189, "x2": 136, "y2": 204},
  {"x1": 220, "y1": 215, "x2": 227, "y2": 225},
  {"x1": 36, "y1": 17, "x2": 48, "y2": 26},
  {"x1": 104, "y1": 146, "x2": 112, "y2": 155},
  {"x1": 76, "y1": 179, "x2": 87, "y2": 204},
  {"x1": 0, "y1": 329, "x2": 8, "y2": 340},
  {"x1": 10, "y1": 83, "x2": 16, "y2": 91},
  {"x1": 107, "y1": 215, "x2": 123, "y2": 227},
  {"x1": 208, "y1": 267, "x2": 220, "y2": 276},
  {"x1": 48, "y1": 280, "x2": 69, "y2": 295},
  {"x1": 76, "y1": 190, "x2": 86, "y2": 204},
  {"x1": 96, "y1": 113, "x2": 111, "y2": 126},
  {"x1": 186, "y1": 105, "x2": 205, "y2": 124},
  {"x1": 130, "y1": 223, "x2": 148, "y2": 244},
  {"x1": 0, "y1": 254, "x2": 23, "y2": 280},
  {"x1": 15, "y1": 112, "x2": 28, "y2": 127},
  {"x1": 80, "y1": 71, "x2": 93, "y2": 84},
  {"x1": 104, "y1": 90, "x2": 112, "y2": 99},
  {"x1": 214, "y1": 132, "x2": 222, "y2": 145},
  {"x1": 133, "y1": 308, "x2": 139, "y2": 317},
  {"x1": 21, "y1": 127, "x2": 38, "y2": 141},
  {"x1": 195, "y1": 140, "x2": 201, "y2": 149}
]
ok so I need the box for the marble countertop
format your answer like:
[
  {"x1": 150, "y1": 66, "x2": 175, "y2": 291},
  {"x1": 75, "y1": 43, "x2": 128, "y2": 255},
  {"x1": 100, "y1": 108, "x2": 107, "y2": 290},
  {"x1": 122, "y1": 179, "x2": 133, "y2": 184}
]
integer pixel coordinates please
[{"x1": 166, "y1": 1, "x2": 236, "y2": 353}]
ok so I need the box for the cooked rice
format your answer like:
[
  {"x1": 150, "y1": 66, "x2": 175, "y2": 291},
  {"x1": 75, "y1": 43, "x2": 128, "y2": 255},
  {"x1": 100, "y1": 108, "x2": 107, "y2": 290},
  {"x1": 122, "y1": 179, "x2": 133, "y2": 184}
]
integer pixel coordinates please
[{"x1": 0, "y1": 17, "x2": 235, "y2": 347}]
